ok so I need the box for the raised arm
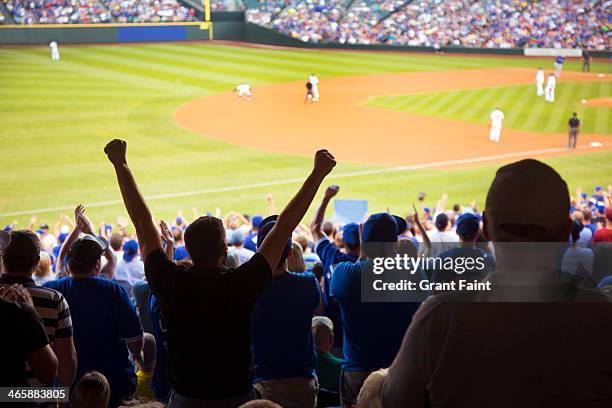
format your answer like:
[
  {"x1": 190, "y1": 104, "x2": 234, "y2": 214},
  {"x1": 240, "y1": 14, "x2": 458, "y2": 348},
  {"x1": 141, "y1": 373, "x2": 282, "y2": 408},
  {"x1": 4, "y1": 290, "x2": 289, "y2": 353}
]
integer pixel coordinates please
[
  {"x1": 104, "y1": 140, "x2": 161, "y2": 261},
  {"x1": 56, "y1": 205, "x2": 85, "y2": 277},
  {"x1": 258, "y1": 150, "x2": 336, "y2": 273},
  {"x1": 310, "y1": 185, "x2": 339, "y2": 242}
]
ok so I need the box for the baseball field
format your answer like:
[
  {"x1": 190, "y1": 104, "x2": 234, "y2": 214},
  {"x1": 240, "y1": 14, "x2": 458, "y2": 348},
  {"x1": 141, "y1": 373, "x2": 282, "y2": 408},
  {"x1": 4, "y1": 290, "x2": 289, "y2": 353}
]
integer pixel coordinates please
[{"x1": 0, "y1": 42, "x2": 610, "y2": 228}]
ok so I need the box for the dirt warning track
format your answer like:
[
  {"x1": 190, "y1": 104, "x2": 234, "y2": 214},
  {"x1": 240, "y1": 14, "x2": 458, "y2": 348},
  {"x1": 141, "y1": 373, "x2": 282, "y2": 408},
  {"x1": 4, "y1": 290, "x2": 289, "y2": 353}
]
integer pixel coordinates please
[{"x1": 174, "y1": 68, "x2": 610, "y2": 167}]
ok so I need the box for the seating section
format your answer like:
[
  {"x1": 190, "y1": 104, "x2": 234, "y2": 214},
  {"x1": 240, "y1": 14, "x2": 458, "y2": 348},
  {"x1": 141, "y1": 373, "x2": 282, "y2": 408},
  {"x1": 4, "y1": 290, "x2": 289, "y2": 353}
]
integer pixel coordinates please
[{"x1": 246, "y1": 0, "x2": 610, "y2": 49}]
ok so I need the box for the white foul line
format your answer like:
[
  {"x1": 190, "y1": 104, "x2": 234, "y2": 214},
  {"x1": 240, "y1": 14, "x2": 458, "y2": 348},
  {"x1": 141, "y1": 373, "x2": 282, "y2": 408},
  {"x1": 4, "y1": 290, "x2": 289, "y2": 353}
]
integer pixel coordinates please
[{"x1": 0, "y1": 144, "x2": 601, "y2": 218}]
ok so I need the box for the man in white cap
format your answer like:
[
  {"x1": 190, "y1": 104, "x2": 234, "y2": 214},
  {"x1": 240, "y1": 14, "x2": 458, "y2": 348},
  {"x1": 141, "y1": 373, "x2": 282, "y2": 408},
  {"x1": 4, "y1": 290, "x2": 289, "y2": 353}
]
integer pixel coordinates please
[{"x1": 381, "y1": 159, "x2": 612, "y2": 407}]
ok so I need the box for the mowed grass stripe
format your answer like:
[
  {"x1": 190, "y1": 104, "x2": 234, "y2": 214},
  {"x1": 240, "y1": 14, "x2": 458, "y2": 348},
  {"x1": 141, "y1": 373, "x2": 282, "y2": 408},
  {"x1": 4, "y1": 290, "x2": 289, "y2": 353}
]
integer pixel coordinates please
[
  {"x1": 88, "y1": 45, "x2": 290, "y2": 85},
  {"x1": 543, "y1": 82, "x2": 576, "y2": 132},
  {"x1": 67, "y1": 48, "x2": 239, "y2": 89},
  {"x1": 2, "y1": 48, "x2": 202, "y2": 94},
  {"x1": 154, "y1": 43, "x2": 393, "y2": 77},
  {"x1": 369, "y1": 81, "x2": 610, "y2": 134},
  {"x1": 594, "y1": 81, "x2": 611, "y2": 134}
]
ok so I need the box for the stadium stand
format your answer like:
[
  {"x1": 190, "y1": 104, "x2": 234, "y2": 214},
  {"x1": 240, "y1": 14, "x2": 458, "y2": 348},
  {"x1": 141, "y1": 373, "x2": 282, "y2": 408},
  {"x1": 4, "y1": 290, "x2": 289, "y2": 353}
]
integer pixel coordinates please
[
  {"x1": 1, "y1": 145, "x2": 611, "y2": 407},
  {"x1": 247, "y1": 0, "x2": 611, "y2": 49},
  {"x1": 2, "y1": 0, "x2": 196, "y2": 23}
]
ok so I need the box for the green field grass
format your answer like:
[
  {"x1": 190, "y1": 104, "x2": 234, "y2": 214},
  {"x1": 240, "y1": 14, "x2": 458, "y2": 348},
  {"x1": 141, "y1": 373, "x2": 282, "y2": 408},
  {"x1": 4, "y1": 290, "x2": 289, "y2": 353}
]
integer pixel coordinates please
[
  {"x1": 367, "y1": 81, "x2": 611, "y2": 134},
  {"x1": 0, "y1": 43, "x2": 610, "y2": 229}
]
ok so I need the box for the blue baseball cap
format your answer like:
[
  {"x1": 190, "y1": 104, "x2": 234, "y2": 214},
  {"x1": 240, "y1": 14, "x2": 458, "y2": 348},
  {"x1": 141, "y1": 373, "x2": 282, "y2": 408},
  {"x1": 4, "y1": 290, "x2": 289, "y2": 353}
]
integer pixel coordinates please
[
  {"x1": 228, "y1": 229, "x2": 244, "y2": 245},
  {"x1": 423, "y1": 207, "x2": 431, "y2": 213},
  {"x1": 256, "y1": 215, "x2": 291, "y2": 267},
  {"x1": 123, "y1": 239, "x2": 139, "y2": 262},
  {"x1": 597, "y1": 204, "x2": 606, "y2": 213},
  {"x1": 58, "y1": 232, "x2": 69, "y2": 243},
  {"x1": 595, "y1": 186, "x2": 603, "y2": 192},
  {"x1": 361, "y1": 213, "x2": 399, "y2": 243},
  {"x1": 392, "y1": 215, "x2": 408, "y2": 235},
  {"x1": 252, "y1": 215, "x2": 263, "y2": 228},
  {"x1": 342, "y1": 223, "x2": 360, "y2": 246},
  {"x1": 581, "y1": 192, "x2": 588, "y2": 199},
  {"x1": 456, "y1": 213, "x2": 481, "y2": 240},
  {"x1": 176, "y1": 216, "x2": 184, "y2": 225}
]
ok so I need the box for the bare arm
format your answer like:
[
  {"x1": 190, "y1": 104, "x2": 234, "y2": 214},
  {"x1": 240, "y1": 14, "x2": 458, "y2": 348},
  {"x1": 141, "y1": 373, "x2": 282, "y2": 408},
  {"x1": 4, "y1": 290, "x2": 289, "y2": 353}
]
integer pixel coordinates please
[
  {"x1": 52, "y1": 337, "x2": 77, "y2": 387},
  {"x1": 310, "y1": 185, "x2": 339, "y2": 242},
  {"x1": 127, "y1": 336, "x2": 144, "y2": 367},
  {"x1": 160, "y1": 220, "x2": 175, "y2": 260},
  {"x1": 56, "y1": 206, "x2": 86, "y2": 277},
  {"x1": 104, "y1": 140, "x2": 162, "y2": 261},
  {"x1": 28, "y1": 345, "x2": 58, "y2": 385},
  {"x1": 266, "y1": 194, "x2": 277, "y2": 215},
  {"x1": 413, "y1": 204, "x2": 431, "y2": 250},
  {"x1": 77, "y1": 210, "x2": 116, "y2": 279},
  {"x1": 258, "y1": 150, "x2": 336, "y2": 275}
]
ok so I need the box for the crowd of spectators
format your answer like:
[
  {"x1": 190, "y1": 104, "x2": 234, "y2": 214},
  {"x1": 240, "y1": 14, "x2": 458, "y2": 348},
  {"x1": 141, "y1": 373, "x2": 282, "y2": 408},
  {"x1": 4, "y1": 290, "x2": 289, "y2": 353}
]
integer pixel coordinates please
[
  {"x1": 246, "y1": 0, "x2": 611, "y2": 50},
  {"x1": 2, "y1": 0, "x2": 196, "y2": 24},
  {"x1": 4, "y1": 0, "x2": 112, "y2": 24},
  {"x1": 1, "y1": 139, "x2": 611, "y2": 407},
  {"x1": 103, "y1": 0, "x2": 195, "y2": 23}
]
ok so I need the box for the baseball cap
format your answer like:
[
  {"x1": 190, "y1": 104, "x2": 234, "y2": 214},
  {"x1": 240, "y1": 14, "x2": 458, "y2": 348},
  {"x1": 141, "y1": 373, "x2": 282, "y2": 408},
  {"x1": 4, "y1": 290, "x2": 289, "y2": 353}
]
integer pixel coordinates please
[
  {"x1": 68, "y1": 235, "x2": 108, "y2": 265},
  {"x1": 39, "y1": 224, "x2": 49, "y2": 230},
  {"x1": 595, "y1": 186, "x2": 603, "y2": 192},
  {"x1": 3, "y1": 225, "x2": 13, "y2": 232},
  {"x1": 361, "y1": 213, "x2": 398, "y2": 243},
  {"x1": 423, "y1": 207, "x2": 431, "y2": 213},
  {"x1": 0, "y1": 230, "x2": 10, "y2": 251},
  {"x1": 252, "y1": 215, "x2": 263, "y2": 228},
  {"x1": 597, "y1": 204, "x2": 606, "y2": 213},
  {"x1": 58, "y1": 232, "x2": 69, "y2": 244},
  {"x1": 257, "y1": 215, "x2": 291, "y2": 266},
  {"x1": 229, "y1": 229, "x2": 245, "y2": 246},
  {"x1": 3, "y1": 230, "x2": 40, "y2": 264},
  {"x1": 485, "y1": 159, "x2": 569, "y2": 230},
  {"x1": 122, "y1": 239, "x2": 139, "y2": 262},
  {"x1": 435, "y1": 213, "x2": 449, "y2": 230},
  {"x1": 176, "y1": 216, "x2": 184, "y2": 225},
  {"x1": 342, "y1": 223, "x2": 360, "y2": 246},
  {"x1": 581, "y1": 192, "x2": 588, "y2": 199},
  {"x1": 393, "y1": 216, "x2": 408, "y2": 235},
  {"x1": 456, "y1": 213, "x2": 481, "y2": 239}
]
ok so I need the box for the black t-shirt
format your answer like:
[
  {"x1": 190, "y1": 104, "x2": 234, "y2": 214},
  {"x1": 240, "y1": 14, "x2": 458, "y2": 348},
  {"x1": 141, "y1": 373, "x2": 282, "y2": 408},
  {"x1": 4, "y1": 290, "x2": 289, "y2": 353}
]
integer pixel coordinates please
[
  {"x1": 0, "y1": 298, "x2": 49, "y2": 386},
  {"x1": 144, "y1": 249, "x2": 272, "y2": 399},
  {"x1": 569, "y1": 117, "x2": 580, "y2": 128}
]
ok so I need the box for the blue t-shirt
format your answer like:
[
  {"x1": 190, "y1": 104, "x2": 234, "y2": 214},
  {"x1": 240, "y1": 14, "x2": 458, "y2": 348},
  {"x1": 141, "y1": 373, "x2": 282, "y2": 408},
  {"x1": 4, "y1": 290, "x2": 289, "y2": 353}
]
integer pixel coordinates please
[
  {"x1": 45, "y1": 276, "x2": 143, "y2": 389},
  {"x1": 251, "y1": 272, "x2": 320, "y2": 382},
  {"x1": 149, "y1": 294, "x2": 170, "y2": 402},
  {"x1": 330, "y1": 260, "x2": 419, "y2": 372},
  {"x1": 316, "y1": 238, "x2": 359, "y2": 308},
  {"x1": 556, "y1": 56, "x2": 565, "y2": 64},
  {"x1": 244, "y1": 231, "x2": 258, "y2": 252},
  {"x1": 173, "y1": 245, "x2": 189, "y2": 262}
]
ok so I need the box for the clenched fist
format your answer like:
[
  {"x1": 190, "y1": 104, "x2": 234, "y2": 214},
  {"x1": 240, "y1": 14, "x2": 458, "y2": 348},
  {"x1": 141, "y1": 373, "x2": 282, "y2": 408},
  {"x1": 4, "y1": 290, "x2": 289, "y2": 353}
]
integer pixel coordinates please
[
  {"x1": 325, "y1": 184, "x2": 340, "y2": 199},
  {"x1": 313, "y1": 149, "x2": 336, "y2": 177},
  {"x1": 104, "y1": 139, "x2": 128, "y2": 166}
]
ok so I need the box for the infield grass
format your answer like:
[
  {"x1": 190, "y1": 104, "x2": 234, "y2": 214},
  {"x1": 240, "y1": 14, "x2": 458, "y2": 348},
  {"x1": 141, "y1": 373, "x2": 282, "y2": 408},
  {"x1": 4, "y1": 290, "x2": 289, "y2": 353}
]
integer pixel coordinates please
[{"x1": 0, "y1": 43, "x2": 610, "y2": 229}]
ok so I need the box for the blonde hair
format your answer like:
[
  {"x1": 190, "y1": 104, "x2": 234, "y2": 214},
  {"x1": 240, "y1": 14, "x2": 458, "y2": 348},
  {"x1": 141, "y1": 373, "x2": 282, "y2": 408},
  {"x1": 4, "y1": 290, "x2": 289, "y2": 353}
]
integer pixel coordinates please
[
  {"x1": 287, "y1": 242, "x2": 306, "y2": 273},
  {"x1": 34, "y1": 251, "x2": 52, "y2": 278},
  {"x1": 71, "y1": 371, "x2": 110, "y2": 408}
]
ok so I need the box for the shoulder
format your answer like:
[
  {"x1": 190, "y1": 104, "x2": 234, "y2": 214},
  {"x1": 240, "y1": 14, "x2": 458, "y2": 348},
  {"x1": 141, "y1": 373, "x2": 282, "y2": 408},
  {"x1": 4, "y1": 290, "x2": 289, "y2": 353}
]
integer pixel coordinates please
[{"x1": 44, "y1": 277, "x2": 70, "y2": 290}]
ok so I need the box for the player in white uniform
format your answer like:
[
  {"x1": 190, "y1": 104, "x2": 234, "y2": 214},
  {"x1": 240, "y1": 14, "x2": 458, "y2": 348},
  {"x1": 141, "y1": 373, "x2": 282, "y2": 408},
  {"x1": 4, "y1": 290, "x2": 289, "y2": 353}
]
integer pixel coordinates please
[
  {"x1": 233, "y1": 83, "x2": 252, "y2": 101},
  {"x1": 544, "y1": 73, "x2": 556, "y2": 103},
  {"x1": 489, "y1": 108, "x2": 504, "y2": 143},
  {"x1": 49, "y1": 41, "x2": 60, "y2": 61},
  {"x1": 308, "y1": 73, "x2": 319, "y2": 101},
  {"x1": 536, "y1": 67, "x2": 545, "y2": 96}
]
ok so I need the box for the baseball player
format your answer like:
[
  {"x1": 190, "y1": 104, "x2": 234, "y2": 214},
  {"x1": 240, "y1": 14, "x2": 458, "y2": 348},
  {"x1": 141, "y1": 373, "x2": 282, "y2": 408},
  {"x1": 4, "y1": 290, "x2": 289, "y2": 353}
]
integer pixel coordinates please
[
  {"x1": 555, "y1": 55, "x2": 564, "y2": 78},
  {"x1": 304, "y1": 81, "x2": 314, "y2": 103},
  {"x1": 50, "y1": 41, "x2": 60, "y2": 61},
  {"x1": 489, "y1": 107, "x2": 504, "y2": 143},
  {"x1": 545, "y1": 73, "x2": 556, "y2": 103},
  {"x1": 536, "y1": 67, "x2": 545, "y2": 96},
  {"x1": 233, "y1": 83, "x2": 252, "y2": 101},
  {"x1": 308, "y1": 73, "x2": 319, "y2": 101}
]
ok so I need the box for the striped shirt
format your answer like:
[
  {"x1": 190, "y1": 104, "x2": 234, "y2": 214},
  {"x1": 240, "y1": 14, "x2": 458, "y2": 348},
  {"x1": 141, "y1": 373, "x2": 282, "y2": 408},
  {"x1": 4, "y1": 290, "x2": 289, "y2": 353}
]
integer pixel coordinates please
[{"x1": 0, "y1": 274, "x2": 73, "y2": 385}]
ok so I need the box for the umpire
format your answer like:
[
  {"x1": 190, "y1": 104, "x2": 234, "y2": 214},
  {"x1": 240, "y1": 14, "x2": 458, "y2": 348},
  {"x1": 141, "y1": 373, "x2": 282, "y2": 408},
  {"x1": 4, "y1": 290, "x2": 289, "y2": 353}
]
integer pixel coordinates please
[{"x1": 568, "y1": 112, "x2": 580, "y2": 149}]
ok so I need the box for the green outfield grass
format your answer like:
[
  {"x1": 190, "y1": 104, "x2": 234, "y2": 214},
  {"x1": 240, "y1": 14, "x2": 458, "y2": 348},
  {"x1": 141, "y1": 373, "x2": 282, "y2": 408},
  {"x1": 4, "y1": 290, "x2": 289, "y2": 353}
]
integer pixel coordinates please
[
  {"x1": 367, "y1": 81, "x2": 612, "y2": 135},
  {"x1": 0, "y1": 43, "x2": 610, "y2": 229}
]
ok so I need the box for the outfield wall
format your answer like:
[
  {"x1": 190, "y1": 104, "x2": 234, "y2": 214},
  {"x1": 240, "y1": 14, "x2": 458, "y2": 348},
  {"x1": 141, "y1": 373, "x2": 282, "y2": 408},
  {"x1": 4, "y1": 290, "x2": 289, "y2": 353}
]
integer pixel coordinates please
[{"x1": 0, "y1": 12, "x2": 244, "y2": 44}]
